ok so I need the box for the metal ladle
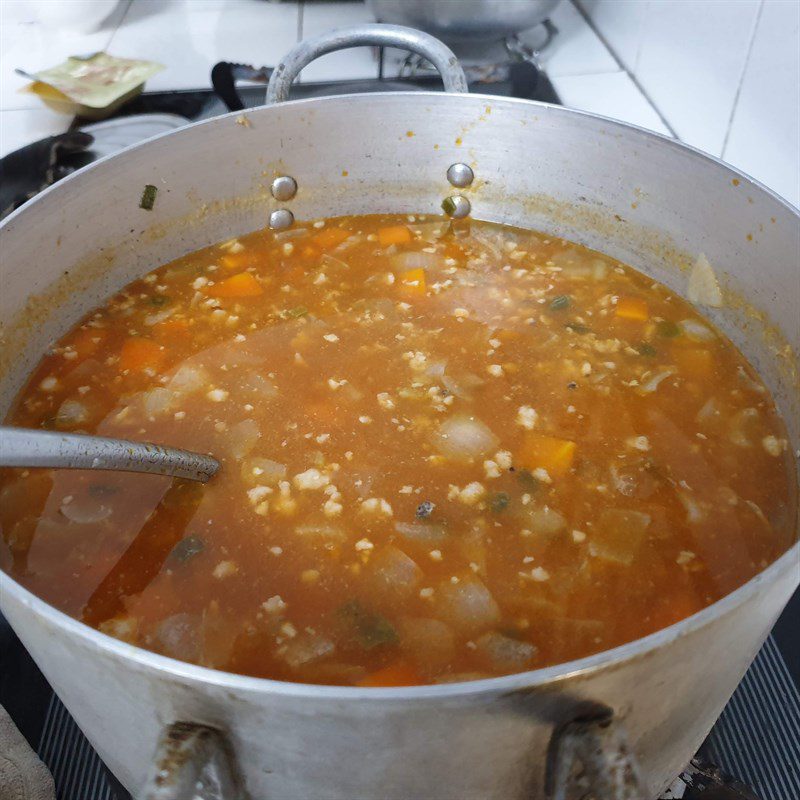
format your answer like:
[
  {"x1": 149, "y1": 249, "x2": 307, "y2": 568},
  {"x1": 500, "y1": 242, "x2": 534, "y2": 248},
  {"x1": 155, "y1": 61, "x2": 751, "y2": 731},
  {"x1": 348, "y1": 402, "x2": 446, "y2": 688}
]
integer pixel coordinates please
[{"x1": 0, "y1": 426, "x2": 219, "y2": 483}]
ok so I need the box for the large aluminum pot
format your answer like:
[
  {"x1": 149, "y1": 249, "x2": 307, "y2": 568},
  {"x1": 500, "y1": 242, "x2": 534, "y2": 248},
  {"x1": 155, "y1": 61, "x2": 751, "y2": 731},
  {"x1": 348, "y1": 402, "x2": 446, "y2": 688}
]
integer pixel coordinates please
[
  {"x1": 0, "y1": 24, "x2": 798, "y2": 800},
  {"x1": 366, "y1": 0, "x2": 560, "y2": 43}
]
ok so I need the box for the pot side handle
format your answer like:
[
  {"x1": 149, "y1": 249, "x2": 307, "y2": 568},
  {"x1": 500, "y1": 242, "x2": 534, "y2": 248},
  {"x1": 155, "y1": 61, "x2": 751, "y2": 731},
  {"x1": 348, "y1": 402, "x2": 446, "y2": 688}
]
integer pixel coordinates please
[
  {"x1": 546, "y1": 712, "x2": 647, "y2": 800},
  {"x1": 139, "y1": 722, "x2": 246, "y2": 800},
  {"x1": 266, "y1": 23, "x2": 469, "y2": 104}
]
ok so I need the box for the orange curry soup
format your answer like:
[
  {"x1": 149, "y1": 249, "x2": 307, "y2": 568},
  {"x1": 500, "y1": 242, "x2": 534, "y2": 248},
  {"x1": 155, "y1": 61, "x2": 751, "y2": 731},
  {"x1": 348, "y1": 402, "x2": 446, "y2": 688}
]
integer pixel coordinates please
[{"x1": 1, "y1": 214, "x2": 796, "y2": 686}]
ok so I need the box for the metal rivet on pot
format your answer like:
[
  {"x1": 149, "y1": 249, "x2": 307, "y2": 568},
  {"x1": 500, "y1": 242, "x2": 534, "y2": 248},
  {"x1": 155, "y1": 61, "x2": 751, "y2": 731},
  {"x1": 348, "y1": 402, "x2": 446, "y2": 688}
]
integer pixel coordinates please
[
  {"x1": 446, "y1": 163, "x2": 474, "y2": 188},
  {"x1": 270, "y1": 175, "x2": 297, "y2": 201},
  {"x1": 269, "y1": 208, "x2": 294, "y2": 230},
  {"x1": 442, "y1": 195, "x2": 471, "y2": 219}
]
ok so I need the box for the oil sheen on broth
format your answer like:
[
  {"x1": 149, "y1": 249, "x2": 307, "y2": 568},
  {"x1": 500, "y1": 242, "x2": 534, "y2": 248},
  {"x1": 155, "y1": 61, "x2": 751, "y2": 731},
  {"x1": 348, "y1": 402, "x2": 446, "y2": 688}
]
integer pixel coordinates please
[{"x1": 1, "y1": 215, "x2": 795, "y2": 687}]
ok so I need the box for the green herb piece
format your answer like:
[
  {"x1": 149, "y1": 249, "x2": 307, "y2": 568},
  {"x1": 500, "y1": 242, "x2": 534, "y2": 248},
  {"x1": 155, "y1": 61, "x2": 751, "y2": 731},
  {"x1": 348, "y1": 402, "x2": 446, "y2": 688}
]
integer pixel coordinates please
[
  {"x1": 337, "y1": 599, "x2": 397, "y2": 650},
  {"x1": 139, "y1": 184, "x2": 157, "y2": 211},
  {"x1": 489, "y1": 492, "x2": 510, "y2": 512},
  {"x1": 565, "y1": 322, "x2": 591, "y2": 334},
  {"x1": 287, "y1": 306, "x2": 309, "y2": 318},
  {"x1": 550, "y1": 294, "x2": 570, "y2": 311},
  {"x1": 170, "y1": 535, "x2": 205, "y2": 563},
  {"x1": 150, "y1": 295, "x2": 170, "y2": 307},
  {"x1": 441, "y1": 196, "x2": 457, "y2": 216},
  {"x1": 637, "y1": 342, "x2": 657, "y2": 357},
  {"x1": 516, "y1": 470, "x2": 541, "y2": 492},
  {"x1": 656, "y1": 320, "x2": 681, "y2": 338}
]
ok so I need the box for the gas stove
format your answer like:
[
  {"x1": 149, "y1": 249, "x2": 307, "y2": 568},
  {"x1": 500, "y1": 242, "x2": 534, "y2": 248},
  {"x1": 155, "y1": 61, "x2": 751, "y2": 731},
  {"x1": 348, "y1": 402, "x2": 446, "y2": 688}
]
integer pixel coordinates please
[{"x1": 0, "y1": 57, "x2": 798, "y2": 800}]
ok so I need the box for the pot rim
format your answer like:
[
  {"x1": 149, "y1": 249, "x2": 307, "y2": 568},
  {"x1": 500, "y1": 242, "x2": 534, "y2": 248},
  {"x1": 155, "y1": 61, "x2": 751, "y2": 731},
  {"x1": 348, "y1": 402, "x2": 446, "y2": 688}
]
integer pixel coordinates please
[{"x1": 1, "y1": 91, "x2": 798, "y2": 700}]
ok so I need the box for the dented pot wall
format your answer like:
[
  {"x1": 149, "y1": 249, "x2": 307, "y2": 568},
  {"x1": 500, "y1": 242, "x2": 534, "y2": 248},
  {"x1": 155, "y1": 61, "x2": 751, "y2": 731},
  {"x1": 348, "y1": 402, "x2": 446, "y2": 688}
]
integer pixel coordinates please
[{"x1": 0, "y1": 93, "x2": 798, "y2": 799}]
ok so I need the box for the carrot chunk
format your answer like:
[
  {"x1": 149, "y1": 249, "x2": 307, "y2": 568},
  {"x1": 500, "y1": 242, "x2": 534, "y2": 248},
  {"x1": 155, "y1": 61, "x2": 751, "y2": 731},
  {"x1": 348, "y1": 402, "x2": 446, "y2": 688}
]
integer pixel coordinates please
[
  {"x1": 67, "y1": 327, "x2": 104, "y2": 358},
  {"x1": 377, "y1": 225, "x2": 412, "y2": 247},
  {"x1": 516, "y1": 434, "x2": 576, "y2": 478},
  {"x1": 313, "y1": 227, "x2": 351, "y2": 249},
  {"x1": 356, "y1": 661, "x2": 422, "y2": 687},
  {"x1": 206, "y1": 272, "x2": 263, "y2": 298},
  {"x1": 673, "y1": 347, "x2": 713, "y2": 377},
  {"x1": 399, "y1": 268, "x2": 426, "y2": 294},
  {"x1": 152, "y1": 318, "x2": 189, "y2": 341},
  {"x1": 615, "y1": 297, "x2": 649, "y2": 321},
  {"x1": 119, "y1": 337, "x2": 165, "y2": 373},
  {"x1": 221, "y1": 252, "x2": 253, "y2": 270}
]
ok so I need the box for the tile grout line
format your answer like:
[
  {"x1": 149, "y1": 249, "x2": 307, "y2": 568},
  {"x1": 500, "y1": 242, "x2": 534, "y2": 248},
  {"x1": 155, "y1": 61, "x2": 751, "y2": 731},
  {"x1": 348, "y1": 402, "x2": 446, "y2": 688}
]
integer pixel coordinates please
[
  {"x1": 720, "y1": 0, "x2": 765, "y2": 161},
  {"x1": 571, "y1": 0, "x2": 678, "y2": 139}
]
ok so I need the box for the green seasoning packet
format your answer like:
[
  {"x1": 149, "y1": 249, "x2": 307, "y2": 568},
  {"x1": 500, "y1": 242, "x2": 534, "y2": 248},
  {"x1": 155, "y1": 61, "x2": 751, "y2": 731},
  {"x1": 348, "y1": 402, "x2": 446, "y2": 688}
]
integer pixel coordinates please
[{"x1": 33, "y1": 53, "x2": 163, "y2": 109}]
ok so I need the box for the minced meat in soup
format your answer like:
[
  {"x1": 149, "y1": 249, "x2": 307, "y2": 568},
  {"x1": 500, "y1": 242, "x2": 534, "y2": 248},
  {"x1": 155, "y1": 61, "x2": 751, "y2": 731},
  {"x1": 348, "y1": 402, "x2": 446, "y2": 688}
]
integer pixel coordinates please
[{"x1": 1, "y1": 214, "x2": 795, "y2": 686}]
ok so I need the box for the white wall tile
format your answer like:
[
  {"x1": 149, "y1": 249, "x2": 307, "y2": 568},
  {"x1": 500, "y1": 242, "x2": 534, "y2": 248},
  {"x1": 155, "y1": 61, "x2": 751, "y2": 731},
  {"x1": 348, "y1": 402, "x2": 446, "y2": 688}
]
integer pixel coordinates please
[
  {"x1": 299, "y1": 1, "x2": 379, "y2": 82},
  {"x1": 107, "y1": 0, "x2": 300, "y2": 91},
  {"x1": 634, "y1": 0, "x2": 761, "y2": 156},
  {"x1": 0, "y1": 0, "x2": 129, "y2": 110},
  {"x1": 551, "y1": 70, "x2": 670, "y2": 134},
  {"x1": 575, "y1": 0, "x2": 649, "y2": 73},
  {"x1": 723, "y1": 0, "x2": 800, "y2": 208}
]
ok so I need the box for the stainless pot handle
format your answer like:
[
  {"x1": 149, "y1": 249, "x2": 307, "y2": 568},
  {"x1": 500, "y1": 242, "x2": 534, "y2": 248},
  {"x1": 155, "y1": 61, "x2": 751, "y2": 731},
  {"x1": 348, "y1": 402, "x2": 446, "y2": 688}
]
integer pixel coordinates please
[
  {"x1": 266, "y1": 23, "x2": 469, "y2": 104},
  {"x1": 139, "y1": 722, "x2": 246, "y2": 800},
  {"x1": 547, "y1": 713, "x2": 646, "y2": 799}
]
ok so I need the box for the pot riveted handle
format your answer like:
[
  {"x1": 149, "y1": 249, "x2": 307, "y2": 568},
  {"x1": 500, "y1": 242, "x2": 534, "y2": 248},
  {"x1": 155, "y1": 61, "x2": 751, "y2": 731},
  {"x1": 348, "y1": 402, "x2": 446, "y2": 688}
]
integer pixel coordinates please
[
  {"x1": 266, "y1": 23, "x2": 469, "y2": 104},
  {"x1": 139, "y1": 722, "x2": 245, "y2": 800},
  {"x1": 546, "y1": 713, "x2": 647, "y2": 800}
]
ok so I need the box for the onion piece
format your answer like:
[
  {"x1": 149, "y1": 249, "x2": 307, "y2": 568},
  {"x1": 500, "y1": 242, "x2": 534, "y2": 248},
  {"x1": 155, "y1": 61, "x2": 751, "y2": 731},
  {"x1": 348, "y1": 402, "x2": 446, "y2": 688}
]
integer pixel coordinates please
[
  {"x1": 394, "y1": 521, "x2": 447, "y2": 545},
  {"x1": 240, "y1": 371, "x2": 279, "y2": 400},
  {"x1": 688, "y1": 253, "x2": 723, "y2": 307},
  {"x1": 434, "y1": 415, "x2": 499, "y2": 462},
  {"x1": 435, "y1": 575, "x2": 500, "y2": 633},
  {"x1": 60, "y1": 494, "x2": 112, "y2": 524},
  {"x1": 368, "y1": 545, "x2": 422, "y2": 598},
  {"x1": 474, "y1": 631, "x2": 537, "y2": 672},
  {"x1": 168, "y1": 364, "x2": 210, "y2": 395},
  {"x1": 155, "y1": 613, "x2": 202, "y2": 661},
  {"x1": 390, "y1": 251, "x2": 443, "y2": 271},
  {"x1": 413, "y1": 222, "x2": 446, "y2": 242},
  {"x1": 228, "y1": 419, "x2": 261, "y2": 459},
  {"x1": 321, "y1": 253, "x2": 350, "y2": 271},
  {"x1": 55, "y1": 399, "x2": 90, "y2": 429},
  {"x1": 295, "y1": 523, "x2": 347, "y2": 542},
  {"x1": 272, "y1": 227, "x2": 309, "y2": 241},
  {"x1": 590, "y1": 509, "x2": 651, "y2": 565},
  {"x1": 522, "y1": 505, "x2": 567, "y2": 537},
  {"x1": 142, "y1": 387, "x2": 174, "y2": 418},
  {"x1": 678, "y1": 319, "x2": 716, "y2": 342},
  {"x1": 728, "y1": 407, "x2": 759, "y2": 447},
  {"x1": 399, "y1": 617, "x2": 455, "y2": 671},
  {"x1": 442, "y1": 370, "x2": 484, "y2": 400},
  {"x1": 638, "y1": 367, "x2": 677, "y2": 394},
  {"x1": 241, "y1": 457, "x2": 286, "y2": 485},
  {"x1": 280, "y1": 633, "x2": 335, "y2": 669},
  {"x1": 144, "y1": 308, "x2": 174, "y2": 327}
]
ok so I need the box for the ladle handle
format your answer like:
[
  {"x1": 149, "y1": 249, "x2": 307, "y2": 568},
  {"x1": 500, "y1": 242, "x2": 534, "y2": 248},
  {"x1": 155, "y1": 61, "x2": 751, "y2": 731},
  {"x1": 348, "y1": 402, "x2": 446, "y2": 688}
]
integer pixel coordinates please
[
  {"x1": 0, "y1": 427, "x2": 219, "y2": 483},
  {"x1": 266, "y1": 23, "x2": 469, "y2": 104}
]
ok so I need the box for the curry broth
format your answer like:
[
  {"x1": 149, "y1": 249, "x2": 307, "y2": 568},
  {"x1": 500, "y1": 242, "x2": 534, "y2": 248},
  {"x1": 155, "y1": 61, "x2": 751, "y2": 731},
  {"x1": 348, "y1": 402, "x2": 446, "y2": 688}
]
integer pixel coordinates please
[{"x1": 1, "y1": 214, "x2": 795, "y2": 686}]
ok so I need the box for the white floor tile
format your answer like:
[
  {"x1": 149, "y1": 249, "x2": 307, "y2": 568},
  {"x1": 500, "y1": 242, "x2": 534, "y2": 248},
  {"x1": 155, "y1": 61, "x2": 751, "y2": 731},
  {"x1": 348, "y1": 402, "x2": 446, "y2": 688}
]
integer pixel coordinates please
[
  {"x1": 0, "y1": 108, "x2": 69, "y2": 157},
  {"x1": 0, "y1": 0, "x2": 130, "y2": 111},
  {"x1": 551, "y1": 70, "x2": 670, "y2": 135},
  {"x1": 298, "y1": 1, "x2": 379, "y2": 82},
  {"x1": 634, "y1": 0, "x2": 760, "y2": 156},
  {"x1": 107, "y1": 0, "x2": 300, "y2": 92},
  {"x1": 723, "y1": 0, "x2": 800, "y2": 209}
]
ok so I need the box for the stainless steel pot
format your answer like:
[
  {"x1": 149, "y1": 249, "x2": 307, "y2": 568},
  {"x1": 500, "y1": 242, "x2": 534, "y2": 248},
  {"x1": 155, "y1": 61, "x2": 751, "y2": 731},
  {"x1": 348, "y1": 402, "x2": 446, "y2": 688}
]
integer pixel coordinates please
[
  {"x1": 366, "y1": 0, "x2": 560, "y2": 43},
  {"x1": 0, "y1": 24, "x2": 798, "y2": 800}
]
